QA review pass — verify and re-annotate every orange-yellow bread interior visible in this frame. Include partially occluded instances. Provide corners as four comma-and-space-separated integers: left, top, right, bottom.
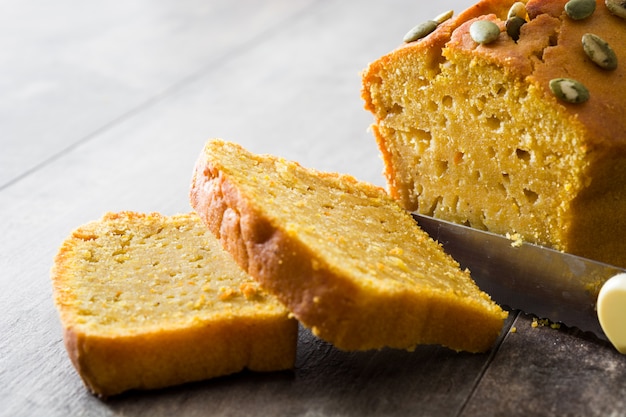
52, 211, 297, 396
191, 139, 507, 353
362, 0, 626, 267
54, 212, 291, 334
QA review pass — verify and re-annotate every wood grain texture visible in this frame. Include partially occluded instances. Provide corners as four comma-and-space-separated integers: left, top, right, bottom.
91, 324, 515, 417
0, 0, 315, 188
3, 0, 626, 415
462, 314, 626, 417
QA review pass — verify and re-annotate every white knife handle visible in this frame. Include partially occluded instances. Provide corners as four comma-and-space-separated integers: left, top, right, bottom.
597, 273, 626, 354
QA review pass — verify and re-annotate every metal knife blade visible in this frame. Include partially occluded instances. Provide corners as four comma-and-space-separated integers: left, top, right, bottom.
413, 213, 626, 341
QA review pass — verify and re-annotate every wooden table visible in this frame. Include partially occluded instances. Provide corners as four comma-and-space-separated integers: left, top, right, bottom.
3, 1, 626, 415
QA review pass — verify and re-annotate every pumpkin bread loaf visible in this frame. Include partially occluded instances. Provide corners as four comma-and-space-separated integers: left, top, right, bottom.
190, 139, 507, 353
51, 211, 297, 397
362, 0, 626, 267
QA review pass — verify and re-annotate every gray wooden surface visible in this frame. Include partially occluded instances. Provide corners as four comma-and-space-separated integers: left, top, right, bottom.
2, 1, 626, 416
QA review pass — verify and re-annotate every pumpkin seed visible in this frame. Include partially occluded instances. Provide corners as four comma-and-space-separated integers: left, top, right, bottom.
469, 20, 501, 44
434, 10, 454, 24
606, 0, 626, 19
565, 0, 596, 20
508, 2, 528, 19
403, 11, 453, 43
403, 20, 438, 43
506, 16, 526, 41
582, 33, 618, 70
549, 78, 590, 103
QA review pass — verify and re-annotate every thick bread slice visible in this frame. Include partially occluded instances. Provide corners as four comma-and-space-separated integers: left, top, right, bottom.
51, 211, 297, 397
190, 139, 507, 352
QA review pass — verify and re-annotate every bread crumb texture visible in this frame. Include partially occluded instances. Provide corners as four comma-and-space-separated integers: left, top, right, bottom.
362, 0, 626, 267
191, 139, 508, 353
51, 211, 297, 397
54, 212, 285, 332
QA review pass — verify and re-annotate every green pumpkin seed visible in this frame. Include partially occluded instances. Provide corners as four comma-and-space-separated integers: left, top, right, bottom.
506, 16, 526, 42
403, 10, 454, 43
508, 2, 528, 19
549, 78, 590, 103
606, 0, 626, 19
434, 10, 454, 24
565, 0, 596, 20
582, 33, 618, 70
470, 20, 501, 44
403, 20, 438, 43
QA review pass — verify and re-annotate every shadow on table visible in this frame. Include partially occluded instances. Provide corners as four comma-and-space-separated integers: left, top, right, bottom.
105, 324, 502, 417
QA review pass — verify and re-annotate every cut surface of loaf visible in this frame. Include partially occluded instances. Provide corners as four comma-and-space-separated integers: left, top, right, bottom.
362, 0, 626, 267
51, 211, 297, 397
190, 139, 507, 353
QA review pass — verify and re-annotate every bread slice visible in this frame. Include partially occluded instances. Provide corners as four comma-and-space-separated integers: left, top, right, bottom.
190, 139, 507, 353
361, 0, 626, 267
51, 211, 297, 397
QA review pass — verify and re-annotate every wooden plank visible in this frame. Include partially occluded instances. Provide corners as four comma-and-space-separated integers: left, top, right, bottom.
0, 0, 316, 188
461, 313, 626, 417
99, 325, 516, 417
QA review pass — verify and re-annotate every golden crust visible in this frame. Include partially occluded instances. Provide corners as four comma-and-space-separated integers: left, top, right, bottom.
190, 139, 507, 353
51, 211, 297, 397
363, 0, 626, 146
361, 0, 626, 267
450, 0, 626, 147
61, 314, 295, 397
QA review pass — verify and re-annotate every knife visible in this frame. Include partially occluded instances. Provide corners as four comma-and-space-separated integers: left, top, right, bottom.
412, 212, 626, 353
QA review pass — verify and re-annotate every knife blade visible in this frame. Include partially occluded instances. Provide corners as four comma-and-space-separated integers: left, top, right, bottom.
412, 213, 626, 346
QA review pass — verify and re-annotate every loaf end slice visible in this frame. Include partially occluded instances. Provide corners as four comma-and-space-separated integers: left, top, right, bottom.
51, 211, 297, 397
190, 139, 508, 353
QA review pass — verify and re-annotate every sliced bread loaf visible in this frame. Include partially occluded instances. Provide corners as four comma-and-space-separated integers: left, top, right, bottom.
361, 0, 626, 267
190, 139, 507, 353
51, 211, 297, 397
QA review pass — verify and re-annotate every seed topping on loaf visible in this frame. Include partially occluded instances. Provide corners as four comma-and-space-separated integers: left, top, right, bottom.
402, 0, 621, 105
403, 10, 454, 43
606, 0, 626, 18
565, 0, 597, 20
361, 0, 626, 267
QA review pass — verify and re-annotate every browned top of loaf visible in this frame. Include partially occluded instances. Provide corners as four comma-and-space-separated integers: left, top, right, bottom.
364, 0, 626, 149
